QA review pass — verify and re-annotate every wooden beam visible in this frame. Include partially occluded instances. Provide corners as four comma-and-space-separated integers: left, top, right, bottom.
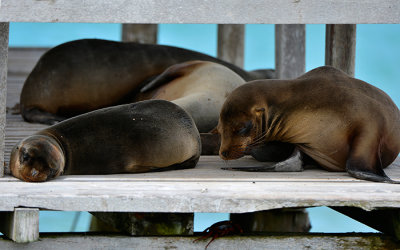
121, 24, 158, 44
0, 23, 9, 177
275, 24, 305, 79
0, 233, 399, 249
217, 24, 245, 67
1, 1, 400, 23
0, 208, 39, 243
325, 24, 356, 76
331, 207, 400, 240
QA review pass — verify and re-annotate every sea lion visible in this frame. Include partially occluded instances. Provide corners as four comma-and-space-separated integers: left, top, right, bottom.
216, 66, 400, 183
136, 60, 246, 133
10, 100, 201, 182
20, 39, 274, 125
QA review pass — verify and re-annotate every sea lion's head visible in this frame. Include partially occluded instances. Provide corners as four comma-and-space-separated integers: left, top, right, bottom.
10, 135, 65, 182
216, 84, 267, 160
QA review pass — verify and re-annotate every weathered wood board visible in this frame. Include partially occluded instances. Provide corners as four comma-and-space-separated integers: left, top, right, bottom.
1, 0, 399, 23
0, 155, 399, 213
0, 233, 399, 249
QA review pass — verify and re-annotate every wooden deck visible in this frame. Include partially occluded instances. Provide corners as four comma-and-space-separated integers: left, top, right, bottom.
2, 47, 400, 214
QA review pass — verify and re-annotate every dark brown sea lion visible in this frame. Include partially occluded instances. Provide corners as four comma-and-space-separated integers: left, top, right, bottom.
10, 100, 201, 182
216, 66, 400, 183
136, 60, 245, 133
20, 39, 274, 125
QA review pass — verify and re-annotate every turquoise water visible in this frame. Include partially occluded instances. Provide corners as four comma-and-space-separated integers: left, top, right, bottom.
9, 23, 400, 233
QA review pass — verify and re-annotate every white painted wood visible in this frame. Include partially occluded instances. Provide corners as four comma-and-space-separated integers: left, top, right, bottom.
0, 233, 397, 249
275, 24, 305, 79
0, 0, 399, 23
121, 24, 158, 44
0, 156, 399, 213
217, 24, 244, 67
0, 208, 39, 243
0, 22, 9, 177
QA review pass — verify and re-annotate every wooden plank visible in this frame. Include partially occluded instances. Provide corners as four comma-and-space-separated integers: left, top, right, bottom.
275, 24, 305, 79
0, 233, 398, 249
0, 22, 9, 177
0, 208, 39, 243
0, 156, 399, 213
217, 24, 245, 67
121, 24, 158, 43
1, 1, 400, 24
325, 24, 357, 76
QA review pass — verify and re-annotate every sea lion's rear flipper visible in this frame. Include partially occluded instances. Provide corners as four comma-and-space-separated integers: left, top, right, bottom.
346, 131, 400, 184
346, 158, 400, 184
140, 61, 201, 93
22, 108, 66, 125
222, 148, 303, 172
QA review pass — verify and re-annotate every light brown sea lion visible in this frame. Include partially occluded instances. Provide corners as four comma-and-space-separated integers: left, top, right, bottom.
10, 100, 201, 182
20, 39, 274, 125
135, 60, 246, 133
216, 66, 400, 183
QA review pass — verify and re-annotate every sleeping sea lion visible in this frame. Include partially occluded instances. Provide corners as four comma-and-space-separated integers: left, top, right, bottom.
216, 66, 400, 183
10, 100, 201, 182
20, 39, 274, 125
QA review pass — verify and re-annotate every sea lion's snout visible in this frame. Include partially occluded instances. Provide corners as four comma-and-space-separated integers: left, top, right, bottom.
9, 135, 65, 182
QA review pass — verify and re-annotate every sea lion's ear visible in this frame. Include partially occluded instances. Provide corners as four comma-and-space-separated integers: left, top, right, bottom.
255, 107, 265, 112
254, 107, 265, 116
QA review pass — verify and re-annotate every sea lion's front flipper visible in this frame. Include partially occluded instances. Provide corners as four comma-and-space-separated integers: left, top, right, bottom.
140, 61, 201, 93
222, 148, 303, 172
22, 108, 66, 125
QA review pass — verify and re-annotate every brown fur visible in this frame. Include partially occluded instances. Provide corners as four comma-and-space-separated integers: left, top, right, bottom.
217, 66, 400, 183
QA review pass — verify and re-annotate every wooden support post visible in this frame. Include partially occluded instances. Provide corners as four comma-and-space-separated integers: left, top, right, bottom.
0, 23, 9, 177
230, 208, 311, 233
217, 24, 245, 67
0, 208, 39, 243
90, 212, 194, 236
331, 207, 400, 240
325, 24, 356, 76
275, 24, 305, 79
121, 24, 158, 44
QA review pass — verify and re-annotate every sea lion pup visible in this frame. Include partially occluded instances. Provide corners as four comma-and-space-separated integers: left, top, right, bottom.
216, 66, 400, 183
10, 100, 201, 182
20, 39, 274, 125
136, 61, 246, 133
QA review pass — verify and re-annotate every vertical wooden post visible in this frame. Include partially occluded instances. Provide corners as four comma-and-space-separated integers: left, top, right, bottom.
121, 24, 158, 44
0, 23, 9, 177
275, 24, 305, 79
217, 24, 245, 67
230, 208, 311, 233
325, 24, 356, 76
0, 208, 40, 243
